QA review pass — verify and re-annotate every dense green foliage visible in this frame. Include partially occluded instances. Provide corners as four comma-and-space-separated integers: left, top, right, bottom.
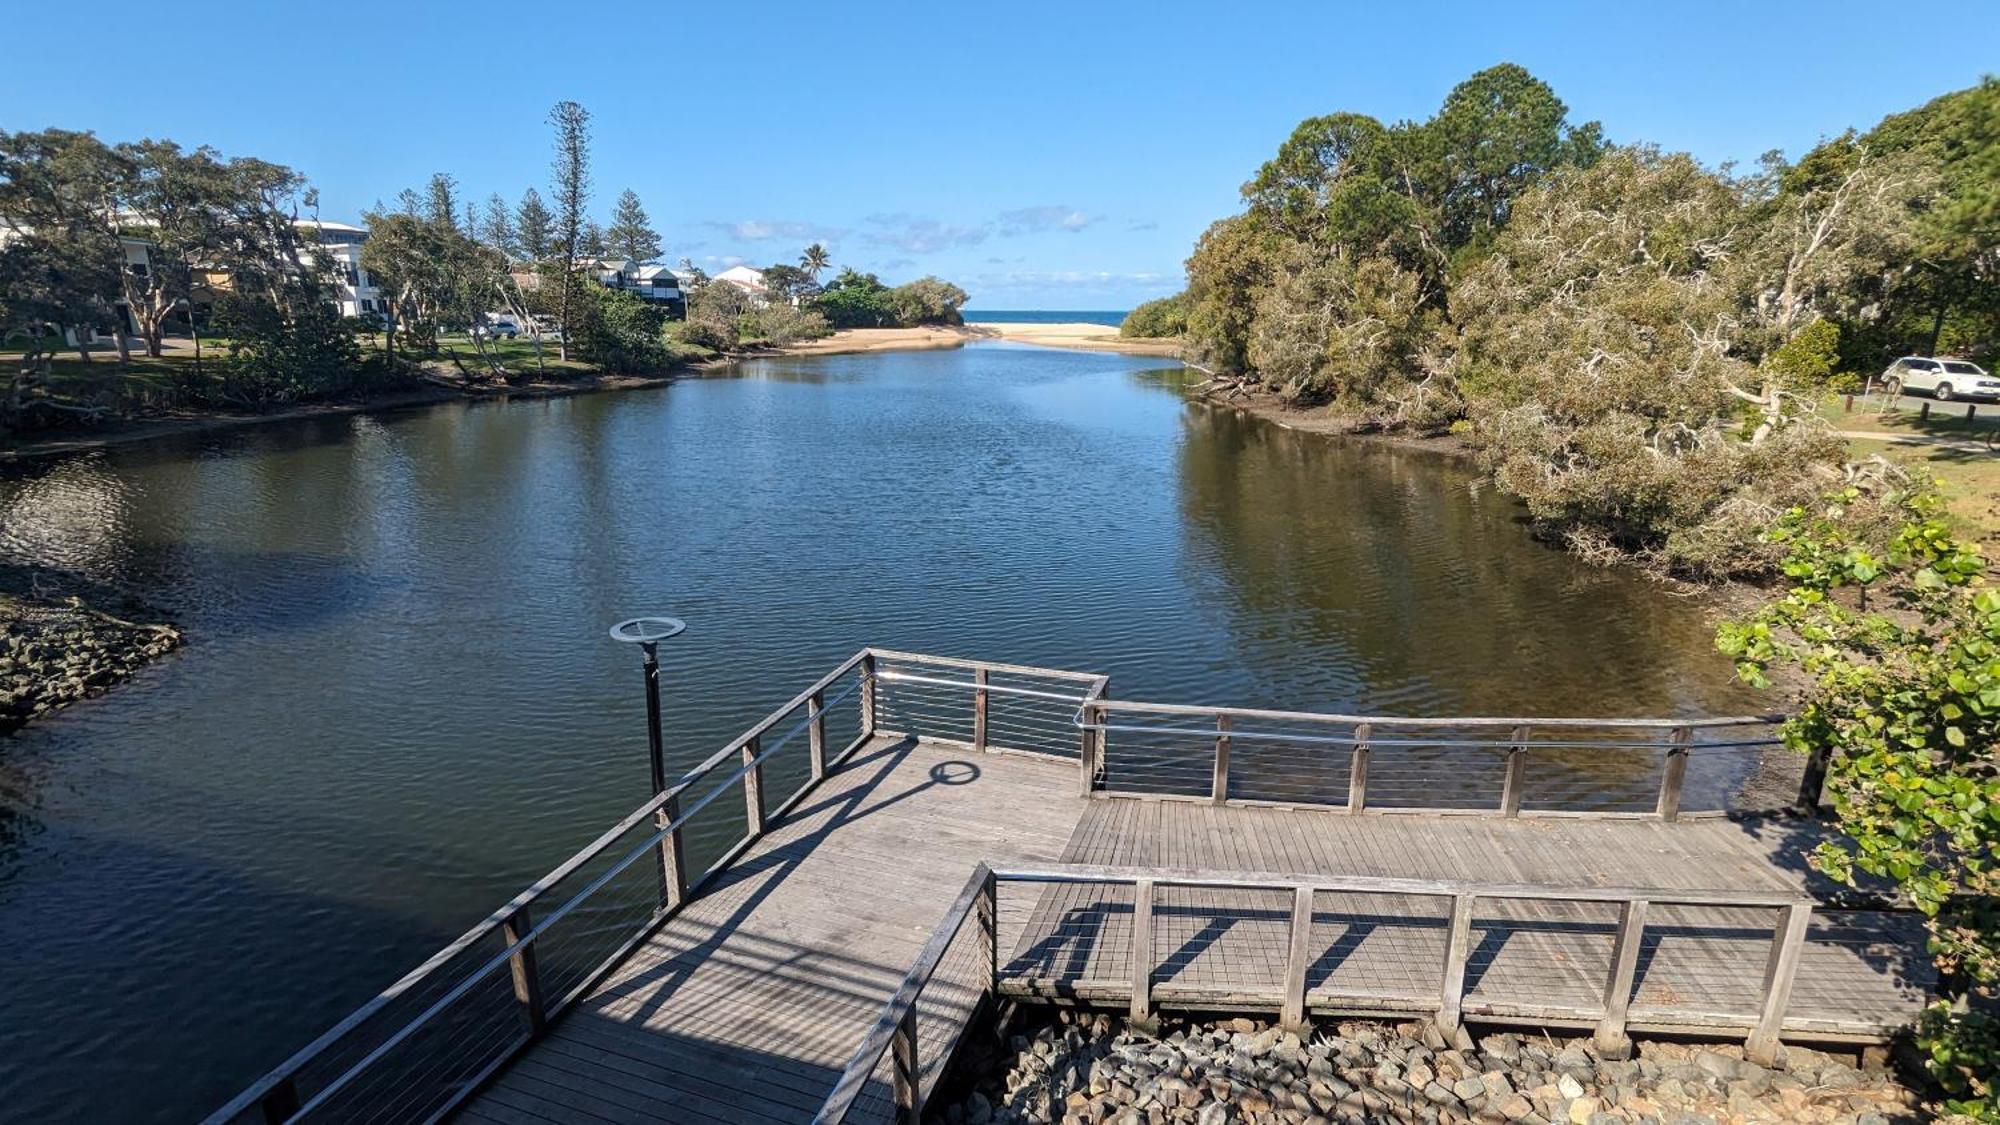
814, 268, 894, 328
807, 268, 966, 329
1718, 488, 1999, 1118
1119, 294, 1187, 338
888, 276, 968, 326
1174, 64, 1990, 577
0, 127, 390, 426
574, 285, 670, 373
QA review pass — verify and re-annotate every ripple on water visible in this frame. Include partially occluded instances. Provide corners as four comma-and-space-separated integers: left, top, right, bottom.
0, 344, 1756, 1121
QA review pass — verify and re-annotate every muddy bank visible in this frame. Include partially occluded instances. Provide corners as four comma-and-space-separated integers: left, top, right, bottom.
0, 370, 680, 464
0, 566, 180, 733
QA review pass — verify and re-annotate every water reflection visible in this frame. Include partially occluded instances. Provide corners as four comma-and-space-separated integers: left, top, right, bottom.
1174, 402, 1752, 717
0, 344, 1755, 1122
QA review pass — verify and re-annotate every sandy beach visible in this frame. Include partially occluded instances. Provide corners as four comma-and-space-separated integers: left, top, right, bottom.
967, 321, 1182, 357
771, 326, 975, 356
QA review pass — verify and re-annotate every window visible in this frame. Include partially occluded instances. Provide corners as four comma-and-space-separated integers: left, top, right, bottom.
129, 262, 150, 278
343, 266, 359, 286
360, 299, 376, 314
1942, 361, 1986, 376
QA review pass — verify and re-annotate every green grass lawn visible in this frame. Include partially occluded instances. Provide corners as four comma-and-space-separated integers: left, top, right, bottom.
1847, 435, 2000, 548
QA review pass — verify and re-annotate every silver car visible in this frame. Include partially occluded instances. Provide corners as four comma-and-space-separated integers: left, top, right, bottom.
1883, 356, 2000, 402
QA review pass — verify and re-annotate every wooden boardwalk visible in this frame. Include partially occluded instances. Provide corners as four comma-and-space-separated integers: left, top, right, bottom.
459, 736, 1085, 1125
1001, 800, 1931, 1040
455, 736, 1928, 1124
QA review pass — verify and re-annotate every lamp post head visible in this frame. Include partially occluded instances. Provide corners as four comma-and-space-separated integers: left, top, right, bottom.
610, 616, 686, 652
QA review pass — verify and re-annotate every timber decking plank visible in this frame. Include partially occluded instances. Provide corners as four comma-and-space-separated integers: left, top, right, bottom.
454, 738, 1925, 1125
460, 736, 1081, 1125
1023, 801, 1930, 1041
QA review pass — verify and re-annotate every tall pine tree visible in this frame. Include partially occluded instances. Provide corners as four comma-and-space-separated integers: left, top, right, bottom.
606, 189, 662, 262
515, 188, 552, 261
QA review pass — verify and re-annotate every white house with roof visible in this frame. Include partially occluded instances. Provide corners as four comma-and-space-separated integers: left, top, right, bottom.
588, 258, 687, 317
712, 265, 767, 301
298, 220, 387, 320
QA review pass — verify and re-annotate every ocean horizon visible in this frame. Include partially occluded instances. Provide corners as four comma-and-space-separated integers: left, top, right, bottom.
962, 309, 1127, 327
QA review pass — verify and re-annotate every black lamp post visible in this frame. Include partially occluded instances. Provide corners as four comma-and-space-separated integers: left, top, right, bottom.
610, 616, 686, 795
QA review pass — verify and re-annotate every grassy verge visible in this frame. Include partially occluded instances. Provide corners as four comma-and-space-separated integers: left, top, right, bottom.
1848, 436, 2000, 548
1816, 390, 2000, 437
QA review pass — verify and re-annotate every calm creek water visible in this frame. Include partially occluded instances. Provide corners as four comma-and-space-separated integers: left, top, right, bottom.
0, 342, 1755, 1121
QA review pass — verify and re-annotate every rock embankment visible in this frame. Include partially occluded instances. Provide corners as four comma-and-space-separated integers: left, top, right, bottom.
935, 1011, 1918, 1125
1, 576, 179, 732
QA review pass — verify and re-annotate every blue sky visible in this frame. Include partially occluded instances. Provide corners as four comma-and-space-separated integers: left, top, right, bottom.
6, 2, 1995, 309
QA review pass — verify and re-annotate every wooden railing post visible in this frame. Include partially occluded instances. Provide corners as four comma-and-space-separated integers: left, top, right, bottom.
859, 653, 878, 737
808, 689, 828, 781
1129, 879, 1156, 1025
257, 1078, 301, 1125
742, 734, 765, 838
1281, 884, 1315, 1028
501, 906, 547, 1034
1078, 704, 1103, 797
1437, 893, 1475, 1033
891, 1006, 920, 1125
1500, 725, 1530, 816
1746, 902, 1813, 1066
978, 870, 998, 992
656, 792, 687, 910
1347, 723, 1371, 813
1593, 898, 1648, 1058
1796, 743, 1830, 814
1212, 714, 1232, 804
972, 667, 990, 752
1656, 725, 1692, 821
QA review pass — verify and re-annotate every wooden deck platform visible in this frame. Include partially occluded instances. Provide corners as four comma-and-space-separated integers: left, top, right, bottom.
459, 736, 1085, 1125
1003, 799, 1931, 1039
456, 736, 1929, 1124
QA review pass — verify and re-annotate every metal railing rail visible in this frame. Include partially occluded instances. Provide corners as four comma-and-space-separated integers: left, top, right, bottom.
211, 648, 1816, 1124
816, 863, 1821, 1124
209, 648, 879, 1125
208, 647, 1113, 1125
1071, 698, 1801, 820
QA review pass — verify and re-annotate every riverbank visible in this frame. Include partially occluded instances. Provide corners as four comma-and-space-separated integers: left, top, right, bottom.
0, 565, 180, 734
0, 369, 679, 463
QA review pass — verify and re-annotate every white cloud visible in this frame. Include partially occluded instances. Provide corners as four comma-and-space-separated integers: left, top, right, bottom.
703, 219, 848, 243
997, 205, 1100, 235
862, 213, 990, 253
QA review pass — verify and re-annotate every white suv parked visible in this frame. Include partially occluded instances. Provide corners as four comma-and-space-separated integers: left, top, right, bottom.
1883, 356, 2000, 402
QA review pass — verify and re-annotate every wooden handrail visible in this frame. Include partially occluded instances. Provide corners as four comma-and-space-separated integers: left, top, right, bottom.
210, 649, 874, 1125
984, 863, 1811, 909
815, 864, 995, 1125
865, 647, 1107, 685
1084, 697, 1783, 730
814, 861, 1827, 1124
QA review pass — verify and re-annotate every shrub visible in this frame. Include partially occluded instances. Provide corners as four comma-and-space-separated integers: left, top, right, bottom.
211, 293, 364, 405
1120, 293, 1189, 338
813, 268, 895, 328
887, 276, 967, 326
1718, 486, 2000, 1119
750, 303, 830, 345
575, 286, 670, 374
680, 283, 748, 351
